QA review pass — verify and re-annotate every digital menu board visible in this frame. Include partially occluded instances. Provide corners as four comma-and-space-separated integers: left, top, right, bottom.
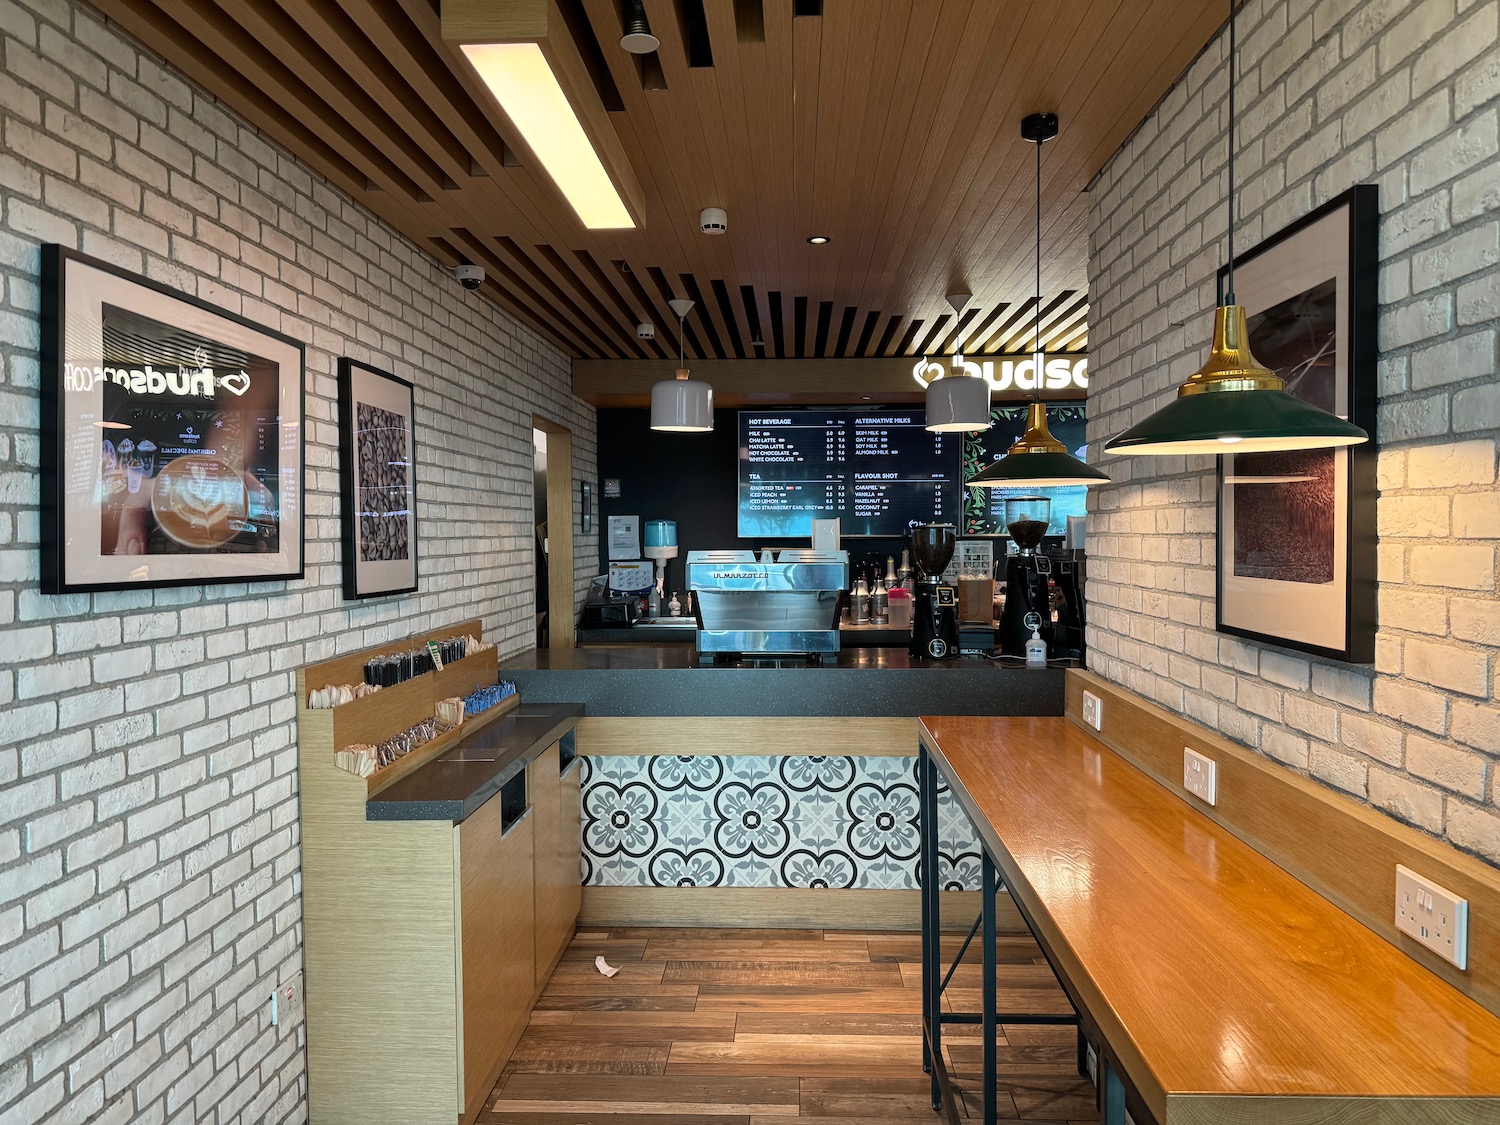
738, 409, 960, 538
962, 403, 1090, 537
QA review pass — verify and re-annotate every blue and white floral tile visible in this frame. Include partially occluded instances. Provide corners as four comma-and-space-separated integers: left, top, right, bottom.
580, 755, 982, 891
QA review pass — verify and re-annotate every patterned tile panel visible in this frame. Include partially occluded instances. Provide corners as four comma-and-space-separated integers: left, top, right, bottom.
581, 755, 983, 891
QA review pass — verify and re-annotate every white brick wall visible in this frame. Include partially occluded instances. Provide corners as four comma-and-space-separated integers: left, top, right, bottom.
1087, 0, 1499, 859
0, 0, 597, 1121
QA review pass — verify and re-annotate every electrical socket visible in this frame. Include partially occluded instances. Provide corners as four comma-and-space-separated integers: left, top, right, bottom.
1183, 748, 1217, 806
270, 970, 304, 1029
1082, 691, 1102, 731
1396, 865, 1468, 970
1084, 1042, 1098, 1087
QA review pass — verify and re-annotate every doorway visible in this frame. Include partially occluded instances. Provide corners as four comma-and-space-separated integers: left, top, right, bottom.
532, 417, 575, 651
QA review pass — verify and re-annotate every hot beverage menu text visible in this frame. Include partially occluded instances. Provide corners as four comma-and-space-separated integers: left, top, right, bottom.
739, 409, 958, 537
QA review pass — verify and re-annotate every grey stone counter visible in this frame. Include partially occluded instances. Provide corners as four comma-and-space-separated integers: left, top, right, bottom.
365, 703, 582, 822
498, 645, 1065, 717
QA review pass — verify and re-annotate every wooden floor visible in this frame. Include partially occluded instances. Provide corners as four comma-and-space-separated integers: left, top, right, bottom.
480, 927, 1100, 1124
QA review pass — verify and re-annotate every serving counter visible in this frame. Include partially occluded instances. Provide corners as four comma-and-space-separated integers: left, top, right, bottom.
500, 644, 1059, 931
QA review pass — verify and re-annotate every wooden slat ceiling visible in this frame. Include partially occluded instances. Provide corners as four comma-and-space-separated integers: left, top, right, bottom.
90, 0, 1223, 362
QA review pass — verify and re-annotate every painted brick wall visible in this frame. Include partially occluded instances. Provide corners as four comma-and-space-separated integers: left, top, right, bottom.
0, 0, 597, 1121
1087, 0, 1499, 859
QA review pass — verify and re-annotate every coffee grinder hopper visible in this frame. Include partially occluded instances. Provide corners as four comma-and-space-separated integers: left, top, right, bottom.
910, 524, 956, 579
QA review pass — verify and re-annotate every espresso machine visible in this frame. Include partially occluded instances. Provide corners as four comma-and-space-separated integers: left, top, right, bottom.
997, 497, 1054, 659
1044, 547, 1086, 660
910, 524, 960, 660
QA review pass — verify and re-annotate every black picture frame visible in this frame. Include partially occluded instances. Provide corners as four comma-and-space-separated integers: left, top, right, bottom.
580, 481, 593, 533
337, 358, 418, 600
1214, 185, 1378, 663
40, 245, 306, 594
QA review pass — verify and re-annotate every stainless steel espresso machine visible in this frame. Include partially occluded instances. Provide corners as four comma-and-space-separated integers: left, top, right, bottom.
687, 549, 849, 664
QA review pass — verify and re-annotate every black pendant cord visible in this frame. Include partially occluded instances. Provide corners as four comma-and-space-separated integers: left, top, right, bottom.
1033, 131, 1042, 406
1225, 0, 1237, 305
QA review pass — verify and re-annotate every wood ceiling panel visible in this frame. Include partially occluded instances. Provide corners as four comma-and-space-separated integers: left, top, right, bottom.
92, 0, 1224, 362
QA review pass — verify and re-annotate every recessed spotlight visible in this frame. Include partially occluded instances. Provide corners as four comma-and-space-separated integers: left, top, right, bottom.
806, 235, 830, 245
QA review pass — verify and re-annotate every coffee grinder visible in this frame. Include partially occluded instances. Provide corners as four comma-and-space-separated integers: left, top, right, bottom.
997, 497, 1053, 659
910, 524, 960, 660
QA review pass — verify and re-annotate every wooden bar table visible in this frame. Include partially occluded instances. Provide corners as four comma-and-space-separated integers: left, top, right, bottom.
917, 714, 1500, 1125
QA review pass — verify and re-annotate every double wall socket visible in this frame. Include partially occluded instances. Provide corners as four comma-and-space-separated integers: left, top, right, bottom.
270, 970, 304, 1028
1396, 865, 1468, 970
1183, 748, 1217, 806
1081, 691, 1102, 731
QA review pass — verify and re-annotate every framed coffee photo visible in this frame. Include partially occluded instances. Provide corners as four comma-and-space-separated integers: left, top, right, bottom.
1215, 186, 1378, 663
337, 358, 418, 600
39, 245, 306, 594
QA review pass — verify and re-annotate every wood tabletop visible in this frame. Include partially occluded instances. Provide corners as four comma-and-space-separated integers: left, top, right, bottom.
920, 715, 1500, 1125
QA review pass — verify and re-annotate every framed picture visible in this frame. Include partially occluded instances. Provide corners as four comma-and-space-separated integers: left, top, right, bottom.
337, 358, 418, 600
580, 481, 593, 533
39, 245, 305, 593
1215, 185, 1378, 663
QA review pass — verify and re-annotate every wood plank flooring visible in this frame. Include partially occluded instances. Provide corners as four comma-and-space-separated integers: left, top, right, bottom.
481, 927, 1100, 1124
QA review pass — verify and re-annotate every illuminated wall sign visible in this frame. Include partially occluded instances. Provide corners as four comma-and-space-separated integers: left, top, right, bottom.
911, 355, 1088, 393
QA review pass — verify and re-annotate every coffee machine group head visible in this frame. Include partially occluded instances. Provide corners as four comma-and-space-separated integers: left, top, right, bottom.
998, 497, 1053, 658
910, 523, 960, 660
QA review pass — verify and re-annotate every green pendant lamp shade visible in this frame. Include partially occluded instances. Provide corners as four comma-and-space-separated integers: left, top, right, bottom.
968, 402, 1110, 487
1102, 0, 1368, 457
1104, 306, 1368, 455
965, 112, 1110, 490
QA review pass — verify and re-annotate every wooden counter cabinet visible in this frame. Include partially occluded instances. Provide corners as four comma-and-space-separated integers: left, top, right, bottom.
297, 630, 584, 1125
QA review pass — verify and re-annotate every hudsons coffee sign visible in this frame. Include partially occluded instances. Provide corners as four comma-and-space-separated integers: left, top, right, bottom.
911, 354, 1088, 393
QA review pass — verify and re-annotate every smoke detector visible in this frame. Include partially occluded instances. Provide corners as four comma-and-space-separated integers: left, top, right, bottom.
700, 207, 728, 235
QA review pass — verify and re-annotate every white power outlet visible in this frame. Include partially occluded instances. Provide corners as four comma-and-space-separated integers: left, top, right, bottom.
1396, 865, 1468, 970
270, 970, 305, 1029
1084, 1042, 1098, 1087
1183, 748, 1217, 805
1082, 691, 1103, 731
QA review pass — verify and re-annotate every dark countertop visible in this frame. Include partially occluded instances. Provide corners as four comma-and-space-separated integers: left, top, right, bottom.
366, 703, 583, 822
499, 645, 1066, 717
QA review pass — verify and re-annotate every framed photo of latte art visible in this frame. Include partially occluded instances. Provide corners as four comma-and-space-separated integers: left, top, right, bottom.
1215, 186, 1378, 663
337, 358, 418, 600
39, 245, 306, 594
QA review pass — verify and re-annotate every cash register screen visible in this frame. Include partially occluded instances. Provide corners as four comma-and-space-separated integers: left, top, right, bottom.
737, 408, 961, 538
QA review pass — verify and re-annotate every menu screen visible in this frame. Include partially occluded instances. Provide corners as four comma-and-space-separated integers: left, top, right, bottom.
738, 409, 959, 537
962, 403, 1090, 537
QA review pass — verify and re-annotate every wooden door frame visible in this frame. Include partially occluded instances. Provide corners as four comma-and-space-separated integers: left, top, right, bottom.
532, 416, 574, 651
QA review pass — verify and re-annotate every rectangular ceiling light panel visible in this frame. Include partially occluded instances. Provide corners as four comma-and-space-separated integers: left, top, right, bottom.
461, 42, 635, 229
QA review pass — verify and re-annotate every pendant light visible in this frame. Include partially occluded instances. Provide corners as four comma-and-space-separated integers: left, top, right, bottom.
969, 114, 1109, 489
650, 298, 713, 432
619, 0, 659, 54
1104, 0, 1368, 456
924, 292, 991, 432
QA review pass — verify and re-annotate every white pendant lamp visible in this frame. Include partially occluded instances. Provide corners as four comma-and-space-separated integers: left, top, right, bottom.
968, 113, 1109, 489
924, 292, 991, 432
650, 298, 714, 432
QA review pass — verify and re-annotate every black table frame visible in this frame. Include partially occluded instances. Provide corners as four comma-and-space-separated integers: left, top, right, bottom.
919, 741, 1138, 1125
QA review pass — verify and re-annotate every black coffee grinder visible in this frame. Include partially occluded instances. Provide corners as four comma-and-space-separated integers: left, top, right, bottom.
910, 524, 960, 660
998, 497, 1054, 658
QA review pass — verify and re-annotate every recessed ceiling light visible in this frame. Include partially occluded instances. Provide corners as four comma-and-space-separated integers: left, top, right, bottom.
461, 43, 634, 230
806, 235, 830, 245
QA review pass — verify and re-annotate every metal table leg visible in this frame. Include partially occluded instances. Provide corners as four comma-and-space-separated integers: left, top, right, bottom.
981, 850, 998, 1125
1103, 1059, 1127, 1124
919, 744, 942, 1111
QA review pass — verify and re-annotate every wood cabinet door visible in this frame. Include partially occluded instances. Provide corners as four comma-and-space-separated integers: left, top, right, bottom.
458, 798, 535, 1117
529, 744, 568, 984
558, 755, 583, 930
